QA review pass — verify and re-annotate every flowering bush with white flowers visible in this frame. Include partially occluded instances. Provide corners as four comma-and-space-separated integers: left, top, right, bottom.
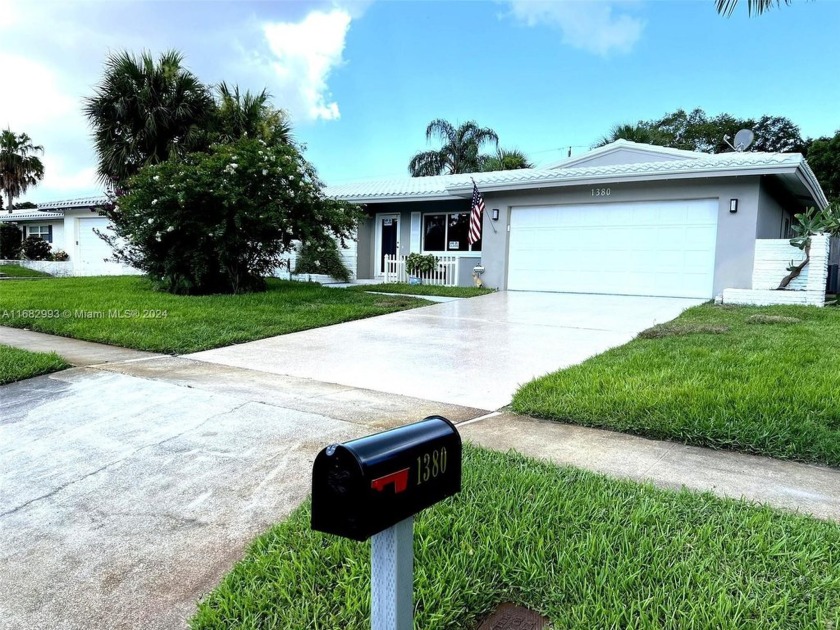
294, 238, 351, 282
98, 138, 360, 294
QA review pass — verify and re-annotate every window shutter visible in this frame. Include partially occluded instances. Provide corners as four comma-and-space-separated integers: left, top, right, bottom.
410, 212, 421, 252
47, 225, 53, 244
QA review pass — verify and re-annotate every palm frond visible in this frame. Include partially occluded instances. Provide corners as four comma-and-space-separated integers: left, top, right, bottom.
715, 0, 792, 17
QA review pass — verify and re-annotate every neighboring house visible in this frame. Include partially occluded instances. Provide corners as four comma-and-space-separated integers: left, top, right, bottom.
0, 208, 64, 248
325, 140, 828, 298
0, 197, 138, 276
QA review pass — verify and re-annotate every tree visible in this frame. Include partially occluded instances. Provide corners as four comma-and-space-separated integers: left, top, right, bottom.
0, 223, 23, 258
214, 82, 291, 146
716, 0, 792, 16
0, 128, 45, 214
409, 119, 499, 176
100, 138, 360, 295
595, 122, 673, 148
805, 130, 840, 202
595, 108, 805, 154
778, 203, 840, 289
480, 148, 534, 172
83, 50, 214, 186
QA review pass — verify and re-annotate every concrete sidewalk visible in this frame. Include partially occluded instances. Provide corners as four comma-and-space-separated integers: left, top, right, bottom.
460, 412, 840, 522
0, 326, 160, 366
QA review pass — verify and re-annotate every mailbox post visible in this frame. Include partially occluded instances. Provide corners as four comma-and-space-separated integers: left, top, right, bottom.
312, 415, 462, 629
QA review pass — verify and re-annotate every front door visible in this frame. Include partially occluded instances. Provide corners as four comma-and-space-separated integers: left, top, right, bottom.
376, 214, 400, 274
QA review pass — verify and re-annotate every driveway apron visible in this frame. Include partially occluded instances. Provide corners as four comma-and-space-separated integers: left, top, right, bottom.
189, 291, 705, 410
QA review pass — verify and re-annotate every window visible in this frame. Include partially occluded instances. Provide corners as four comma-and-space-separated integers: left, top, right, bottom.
422, 213, 480, 252
27, 225, 52, 243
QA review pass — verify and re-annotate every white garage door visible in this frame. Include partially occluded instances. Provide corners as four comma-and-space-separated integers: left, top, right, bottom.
508, 199, 718, 298
78, 218, 113, 260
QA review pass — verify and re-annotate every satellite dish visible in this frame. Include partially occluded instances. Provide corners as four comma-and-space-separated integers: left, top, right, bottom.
722, 129, 755, 152
733, 129, 755, 151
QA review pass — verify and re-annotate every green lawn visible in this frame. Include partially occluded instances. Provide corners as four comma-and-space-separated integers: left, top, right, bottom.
0, 344, 69, 384
0, 276, 430, 354
513, 303, 840, 467
192, 447, 840, 630
0, 264, 52, 278
345, 283, 493, 298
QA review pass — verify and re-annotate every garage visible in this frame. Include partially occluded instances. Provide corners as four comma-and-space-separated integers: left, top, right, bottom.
507, 199, 718, 298
76, 217, 115, 271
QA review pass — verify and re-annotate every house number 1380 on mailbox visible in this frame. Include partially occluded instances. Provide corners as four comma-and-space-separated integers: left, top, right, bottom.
311, 415, 462, 541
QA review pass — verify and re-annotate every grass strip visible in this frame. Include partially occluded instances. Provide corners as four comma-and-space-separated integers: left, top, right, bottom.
0, 344, 69, 384
192, 447, 840, 630
0, 264, 52, 278
513, 303, 840, 467
0, 276, 430, 354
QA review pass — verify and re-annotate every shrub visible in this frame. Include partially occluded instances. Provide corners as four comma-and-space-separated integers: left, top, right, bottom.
0, 223, 23, 259
405, 252, 438, 275
100, 137, 361, 295
22, 236, 52, 260
294, 239, 351, 282
51, 250, 69, 261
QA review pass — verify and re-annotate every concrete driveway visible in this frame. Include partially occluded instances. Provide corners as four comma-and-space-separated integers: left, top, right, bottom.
190, 292, 705, 410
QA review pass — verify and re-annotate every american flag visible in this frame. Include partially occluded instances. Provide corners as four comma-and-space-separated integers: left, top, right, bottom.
468, 180, 484, 247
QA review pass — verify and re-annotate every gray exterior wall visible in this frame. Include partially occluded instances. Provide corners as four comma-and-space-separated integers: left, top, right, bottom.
756, 177, 799, 240
358, 199, 473, 279
479, 177, 763, 296
356, 216, 374, 279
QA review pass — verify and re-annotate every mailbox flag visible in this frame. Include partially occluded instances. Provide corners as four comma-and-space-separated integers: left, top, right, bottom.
468, 180, 484, 247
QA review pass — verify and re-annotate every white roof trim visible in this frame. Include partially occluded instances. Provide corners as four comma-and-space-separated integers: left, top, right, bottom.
37, 196, 108, 211
0, 210, 64, 221
446, 152, 807, 195
325, 151, 825, 206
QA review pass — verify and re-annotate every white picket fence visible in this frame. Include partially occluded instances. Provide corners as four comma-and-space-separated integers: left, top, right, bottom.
383, 254, 458, 286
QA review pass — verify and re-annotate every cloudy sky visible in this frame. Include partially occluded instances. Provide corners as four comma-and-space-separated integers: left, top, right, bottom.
2, 0, 839, 202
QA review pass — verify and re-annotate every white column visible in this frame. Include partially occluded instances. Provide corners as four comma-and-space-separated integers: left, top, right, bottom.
371, 517, 413, 630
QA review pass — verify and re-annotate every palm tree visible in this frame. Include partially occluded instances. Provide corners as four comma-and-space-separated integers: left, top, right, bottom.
479, 148, 534, 172
715, 0, 791, 16
83, 49, 214, 185
409, 119, 499, 176
0, 128, 45, 214
214, 82, 291, 145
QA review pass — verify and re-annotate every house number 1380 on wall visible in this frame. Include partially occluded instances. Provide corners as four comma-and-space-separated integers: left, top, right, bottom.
417, 447, 448, 484
591, 188, 611, 197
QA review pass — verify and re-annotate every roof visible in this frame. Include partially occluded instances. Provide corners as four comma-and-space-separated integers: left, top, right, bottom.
542, 139, 703, 169
0, 209, 64, 222
323, 142, 828, 209
37, 196, 107, 211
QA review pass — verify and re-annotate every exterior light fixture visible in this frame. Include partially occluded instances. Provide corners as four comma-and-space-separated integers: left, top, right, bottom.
730, 199, 738, 213
491, 208, 499, 221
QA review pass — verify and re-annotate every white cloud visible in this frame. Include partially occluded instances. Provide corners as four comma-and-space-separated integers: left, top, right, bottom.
505, 1, 645, 56
262, 9, 352, 121
0, 53, 77, 129
39, 155, 99, 198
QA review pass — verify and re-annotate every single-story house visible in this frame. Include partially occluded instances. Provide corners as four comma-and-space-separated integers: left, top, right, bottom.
2, 140, 827, 296
324, 140, 828, 298
0, 197, 138, 276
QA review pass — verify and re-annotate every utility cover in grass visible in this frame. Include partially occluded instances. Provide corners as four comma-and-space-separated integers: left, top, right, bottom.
477, 603, 550, 629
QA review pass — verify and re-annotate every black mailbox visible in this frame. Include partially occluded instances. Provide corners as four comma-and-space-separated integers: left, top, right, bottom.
311, 415, 461, 541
